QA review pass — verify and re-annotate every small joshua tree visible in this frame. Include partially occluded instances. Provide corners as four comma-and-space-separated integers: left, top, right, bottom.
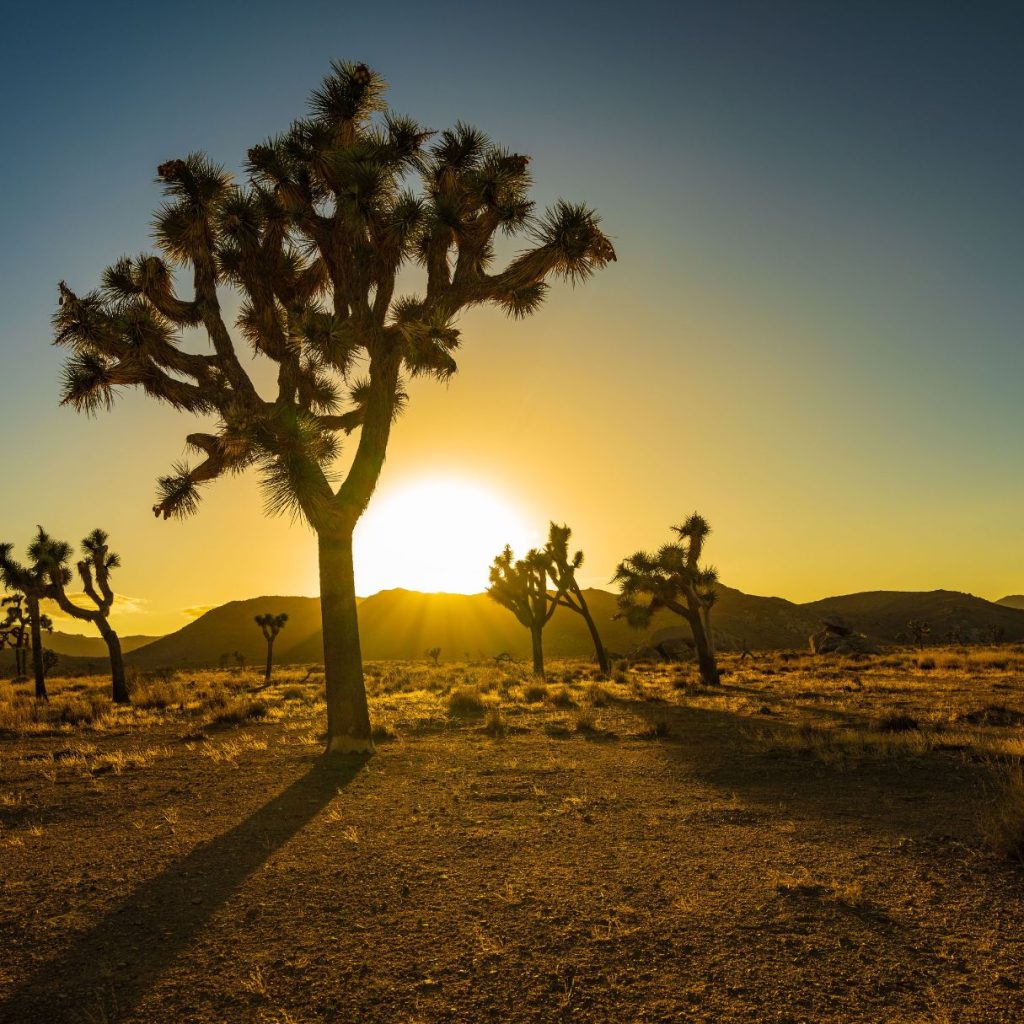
907, 619, 931, 651
32, 528, 130, 703
53, 61, 615, 753
425, 646, 441, 667
0, 545, 57, 699
613, 513, 720, 686
544, 523, 609, 674
487, 546, 563, 678
255, 613, 289, 684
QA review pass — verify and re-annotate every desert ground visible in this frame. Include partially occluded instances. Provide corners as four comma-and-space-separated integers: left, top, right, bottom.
2, 649, 1024, 1023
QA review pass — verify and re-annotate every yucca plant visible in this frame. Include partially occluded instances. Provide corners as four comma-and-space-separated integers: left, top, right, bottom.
53, 61, 615, 753
30, 528, 130, 703
614, 513, 721, 686
544, 522, 609, 674
1, 595, 32, 678
0, 546, 56, 699
487, 545, 565, 678
255, 612, 289, 684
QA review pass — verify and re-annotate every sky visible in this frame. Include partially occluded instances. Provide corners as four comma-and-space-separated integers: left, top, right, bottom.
1, 1, 1022, 635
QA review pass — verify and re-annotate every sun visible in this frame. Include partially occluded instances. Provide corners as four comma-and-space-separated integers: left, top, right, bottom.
352, 477, 538, 595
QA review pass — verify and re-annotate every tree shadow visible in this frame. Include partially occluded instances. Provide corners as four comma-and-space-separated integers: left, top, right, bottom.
2, 754, 368, 1022
626, 698, 983, 838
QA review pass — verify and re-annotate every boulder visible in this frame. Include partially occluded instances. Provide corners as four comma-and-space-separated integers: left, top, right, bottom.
810, 628, 879, 655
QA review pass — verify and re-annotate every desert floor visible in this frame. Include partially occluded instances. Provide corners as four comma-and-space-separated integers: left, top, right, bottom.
2, 650, 1024, 1023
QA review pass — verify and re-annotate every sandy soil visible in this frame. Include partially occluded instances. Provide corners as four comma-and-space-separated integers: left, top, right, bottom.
1, 658, 1024, 1023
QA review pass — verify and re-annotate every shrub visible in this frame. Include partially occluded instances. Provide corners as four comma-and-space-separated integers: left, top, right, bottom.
212, 698, 268, 725
586, 683, 611, 707
447, 685, 486, 718
875, 713, 920, 733
549, 686, 576, 709
523, 683, 548, 704
483, 708, 508, 738
916, 657, 936, 671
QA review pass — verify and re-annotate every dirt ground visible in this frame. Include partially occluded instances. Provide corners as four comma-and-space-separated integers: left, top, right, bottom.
2, 652, 1024, 1023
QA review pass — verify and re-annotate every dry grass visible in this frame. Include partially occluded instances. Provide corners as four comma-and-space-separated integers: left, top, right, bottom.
979, 762, 1024, 861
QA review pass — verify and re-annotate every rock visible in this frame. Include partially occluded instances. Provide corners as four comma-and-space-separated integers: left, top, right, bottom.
655, 637, 694, 662
810, 629, 879, 655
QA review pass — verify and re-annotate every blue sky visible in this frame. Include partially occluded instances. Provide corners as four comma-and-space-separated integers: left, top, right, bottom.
1, 1, 1022, 631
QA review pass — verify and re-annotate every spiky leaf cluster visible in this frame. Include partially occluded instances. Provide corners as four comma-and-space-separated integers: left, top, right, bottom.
613, 513, 719, 628
255, 612, 289, 640
23, 527, 122, 624
54, 61, 615, 532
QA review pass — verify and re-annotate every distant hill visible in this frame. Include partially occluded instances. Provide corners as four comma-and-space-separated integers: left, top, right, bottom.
126, 597, 326, 670
10, 585, 1018, 677
803, 590, 1024, 642
120, 585, 821, 669
997, 595, 1024, 611
43, 631, 159, 658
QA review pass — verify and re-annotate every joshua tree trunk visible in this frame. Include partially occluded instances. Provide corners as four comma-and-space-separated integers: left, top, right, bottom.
27, 596, 46, 701
573, 585, 610, 675
701, 606, 716, 659
688, 609, 719, 686
530, 624, 545, 679
319, 526, 373, 754
264, 637, 275, 685
98, 621, 129, 704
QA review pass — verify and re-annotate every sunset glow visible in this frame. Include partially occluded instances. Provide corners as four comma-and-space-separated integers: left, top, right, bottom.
353, 478, 538, 596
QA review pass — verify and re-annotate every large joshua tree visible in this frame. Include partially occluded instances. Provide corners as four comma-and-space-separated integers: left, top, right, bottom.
487, 546, 564, 678
614, 513, 721, 686
53, 61, 615, 753
32, 528, 130, 704
255, 612, 288, 685
0, 545, 56, 699
544, 522, 610, 674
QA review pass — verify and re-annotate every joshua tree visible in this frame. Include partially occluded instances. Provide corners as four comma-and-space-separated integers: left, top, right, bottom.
32, 528, 130, 703
0, 545, 56, 699
907, 619, 930, 650
544, 522, 610, 674
613, 513, 720, 686
255, 612, 289, 684
1, 595, 33, 678
42, 649, 59, 678
53, 61, 615, 754
425, 646, 441, 667
487, 546, 564, 678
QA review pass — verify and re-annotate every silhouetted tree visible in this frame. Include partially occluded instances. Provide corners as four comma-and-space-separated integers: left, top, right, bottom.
255, 612, 288, 684
613, 513, 720, 686
54, 61, 615, 754
1, 595, 33, 678
487, 546, 563, 678
907, 619, 930, 650
42, 649, 59, 678
425, 646, 441, 667
544, 523, 609, 674
32, 528, 130, 703
0, 544, 56, 699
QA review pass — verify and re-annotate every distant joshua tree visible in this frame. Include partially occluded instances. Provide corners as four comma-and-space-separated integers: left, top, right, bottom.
52, 61, 615, 753
33, 528, 130, 704
1, 594, 34, 678
42, 649, 59, 678
488, 546, 563, 678
0, 543, 57, 699
425, 646, 442, 667
544, 523, 610, 675
907, 619, 931, 650
255, 613, 289, 684
614, 513, 720, 687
